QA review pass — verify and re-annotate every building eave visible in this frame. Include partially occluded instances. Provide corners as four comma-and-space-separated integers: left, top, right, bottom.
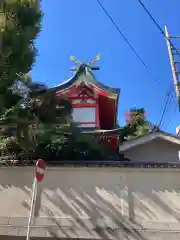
82, 128, 123, 136
119, 131, 180, 151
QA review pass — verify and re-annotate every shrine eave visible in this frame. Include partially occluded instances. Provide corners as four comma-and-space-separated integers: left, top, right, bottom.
81, 128, 123, 136
51, 65, 120, 96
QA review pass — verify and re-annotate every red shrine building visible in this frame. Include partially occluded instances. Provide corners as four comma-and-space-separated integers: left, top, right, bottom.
53, 56, 120, 152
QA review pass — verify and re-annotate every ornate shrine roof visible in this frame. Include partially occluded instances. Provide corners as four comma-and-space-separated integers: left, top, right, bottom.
54, 64, 120, 97
51, 55, 120, 99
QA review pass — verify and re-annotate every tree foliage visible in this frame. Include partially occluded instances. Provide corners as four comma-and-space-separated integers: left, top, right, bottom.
0, 0, 42, 91
0, 78, 73, 163
0, 1, 50, 163
119, 107, 160, 143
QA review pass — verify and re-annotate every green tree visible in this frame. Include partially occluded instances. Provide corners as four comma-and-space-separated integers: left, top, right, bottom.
0, 1, 41, 163
119, 108, 149, 142
0, 0, 42, 91
0, 78, 73, 163
0, 1, 75, 164
0, 1, 42, 163
119, 107, 160, 143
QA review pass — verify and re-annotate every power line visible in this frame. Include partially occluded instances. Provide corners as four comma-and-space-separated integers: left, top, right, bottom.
158, 88, 179, 130
95, 0, 161, 84
158, 84, 174, 127
96, 0, 177, 127
138, 0, 180, 126
159, 89, 179, 130
163, 98, 178, 130
138, 0, 180, 58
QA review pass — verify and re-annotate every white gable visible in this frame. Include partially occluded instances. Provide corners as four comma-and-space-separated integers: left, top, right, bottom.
119, 132, 180, 152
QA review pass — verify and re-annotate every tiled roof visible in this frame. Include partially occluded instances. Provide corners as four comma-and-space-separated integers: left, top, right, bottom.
51, 64, 120, 95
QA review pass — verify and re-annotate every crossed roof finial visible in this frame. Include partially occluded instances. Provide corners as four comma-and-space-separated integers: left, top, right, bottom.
89, 54, 100, 65
70, 54, 100, 71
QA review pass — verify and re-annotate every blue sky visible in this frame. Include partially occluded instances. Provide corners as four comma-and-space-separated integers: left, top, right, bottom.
31, 0, 180, 133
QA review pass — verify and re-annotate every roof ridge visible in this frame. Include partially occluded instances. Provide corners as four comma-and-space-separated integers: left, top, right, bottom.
52, 64, 120, 95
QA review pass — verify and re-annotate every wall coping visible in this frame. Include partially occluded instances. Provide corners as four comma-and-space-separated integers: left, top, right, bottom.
0, 161, 180, 172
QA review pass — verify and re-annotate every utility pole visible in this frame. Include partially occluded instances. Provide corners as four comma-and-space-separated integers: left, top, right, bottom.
165, 25, 180, 107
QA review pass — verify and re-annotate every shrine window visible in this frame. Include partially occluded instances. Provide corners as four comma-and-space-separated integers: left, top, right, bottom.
72, 107, 97, 128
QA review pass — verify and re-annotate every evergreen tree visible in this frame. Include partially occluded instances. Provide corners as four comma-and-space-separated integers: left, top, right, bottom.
0, 78, 73, 163
0, 0, 42, 91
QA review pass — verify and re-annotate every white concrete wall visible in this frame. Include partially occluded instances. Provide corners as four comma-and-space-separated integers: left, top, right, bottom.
0, 166, 180, 226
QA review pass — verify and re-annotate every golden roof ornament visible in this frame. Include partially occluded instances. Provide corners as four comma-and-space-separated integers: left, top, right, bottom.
70, 54, 100, 71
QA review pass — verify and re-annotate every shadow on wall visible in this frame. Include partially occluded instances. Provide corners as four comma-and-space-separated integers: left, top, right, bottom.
19, 186, 145, 239
0, 168, 180, 239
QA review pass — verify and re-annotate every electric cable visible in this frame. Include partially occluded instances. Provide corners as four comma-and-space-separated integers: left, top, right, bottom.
163, 98, 178, 130
138, 0, 180, 126
159, 86, 178, 129
158, 84, 174, 127
138, 0, 180, 58
96, 0, 178, 128
96, 0, 161, 84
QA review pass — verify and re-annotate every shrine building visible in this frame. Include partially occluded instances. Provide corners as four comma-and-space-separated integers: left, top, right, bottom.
52, 55, 121, 152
